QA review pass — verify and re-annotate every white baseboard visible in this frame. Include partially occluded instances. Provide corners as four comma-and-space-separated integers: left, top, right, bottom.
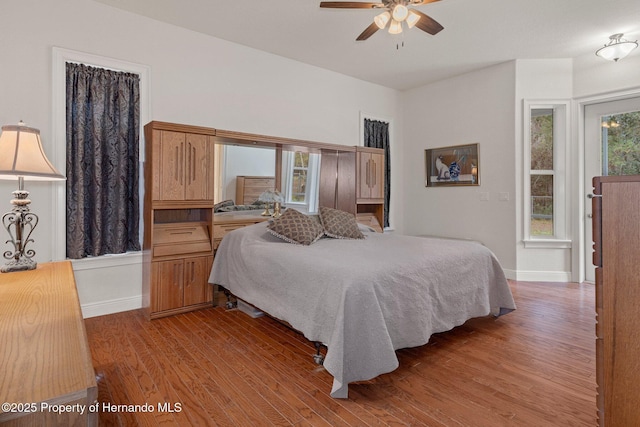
81, 295, 142, 319
511, 270, 573, 282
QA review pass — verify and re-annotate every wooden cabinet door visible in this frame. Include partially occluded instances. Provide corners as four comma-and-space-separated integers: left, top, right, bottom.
319, 150, 338, 209
358, 151, 384, 201
368, 152, 385, 200
319, 150, 356, 213
185, 133, 213, 200
336, 151, 356, 213
159, 131, 186, 201
183, 256, 213, 306
153, 260, 184, 312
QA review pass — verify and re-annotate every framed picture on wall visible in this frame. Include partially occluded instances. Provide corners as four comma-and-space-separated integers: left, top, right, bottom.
425, 143, 479, 187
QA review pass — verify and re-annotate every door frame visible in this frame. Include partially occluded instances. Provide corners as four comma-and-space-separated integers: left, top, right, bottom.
571, 86, 640, 283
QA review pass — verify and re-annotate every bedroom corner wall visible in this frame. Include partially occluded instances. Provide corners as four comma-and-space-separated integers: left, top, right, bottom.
0, 0, 400, 317
400, 62, 518, 275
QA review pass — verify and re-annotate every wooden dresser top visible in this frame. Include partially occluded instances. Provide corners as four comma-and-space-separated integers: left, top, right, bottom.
0, 261, 97, 409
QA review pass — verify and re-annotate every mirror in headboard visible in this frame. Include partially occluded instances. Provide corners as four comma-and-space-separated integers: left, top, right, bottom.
214, 142, 323, 214
214, 143, 277, 205
213, 129, 358, 216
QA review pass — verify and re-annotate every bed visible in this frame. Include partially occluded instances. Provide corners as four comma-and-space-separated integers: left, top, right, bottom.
208, 218, 516, 398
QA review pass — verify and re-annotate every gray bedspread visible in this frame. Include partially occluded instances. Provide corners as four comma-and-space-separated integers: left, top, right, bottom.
208, 222, 516, 398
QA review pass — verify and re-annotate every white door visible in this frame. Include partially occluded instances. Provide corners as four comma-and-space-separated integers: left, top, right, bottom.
584, 97, 640, 282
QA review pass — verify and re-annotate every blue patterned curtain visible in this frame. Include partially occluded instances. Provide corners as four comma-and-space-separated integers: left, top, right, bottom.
364, 118, 390, 228
66, 63, 140, 258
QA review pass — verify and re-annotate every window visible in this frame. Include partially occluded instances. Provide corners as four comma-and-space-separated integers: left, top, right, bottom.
281, 151, 320, 213
52, 48, 150, 262
530, 108, 554, 236
601, 111, 640, 176
290, 152, 309, 202
65, 63, 141, 259
524, 100, 570, 246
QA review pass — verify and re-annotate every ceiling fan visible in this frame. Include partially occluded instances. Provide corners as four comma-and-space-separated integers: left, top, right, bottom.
319, 0, 444, 41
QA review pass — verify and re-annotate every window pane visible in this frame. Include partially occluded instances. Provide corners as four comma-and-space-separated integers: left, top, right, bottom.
531, 109, 554, 170
291, 169, 307, 202
531, 174, 553, 236
294, 152, 309, 168
603, 111, 640, 176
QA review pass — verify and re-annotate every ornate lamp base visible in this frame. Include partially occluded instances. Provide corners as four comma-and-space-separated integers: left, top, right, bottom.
1, 257, 36, 273
2, 179, 39, 273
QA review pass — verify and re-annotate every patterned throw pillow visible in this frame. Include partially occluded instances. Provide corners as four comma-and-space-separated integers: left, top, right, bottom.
319, 206, 365, 240
267, 209, 325, 245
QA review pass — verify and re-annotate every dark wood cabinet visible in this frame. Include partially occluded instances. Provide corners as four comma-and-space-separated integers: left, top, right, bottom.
592, 175, 640, 426
319, 148, 356, 214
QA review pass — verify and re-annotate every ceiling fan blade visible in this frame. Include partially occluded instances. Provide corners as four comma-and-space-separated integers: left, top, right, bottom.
320, 2, 384, 9
409, 0, 441, 5
356, 22, 380, 41
411, 9, 444, 35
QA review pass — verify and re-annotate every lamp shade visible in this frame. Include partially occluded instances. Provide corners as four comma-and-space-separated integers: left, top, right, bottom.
0, 123, 65, 181
374, 11, 391, 30
388, 19, 403, 35
391, 4, 409, 22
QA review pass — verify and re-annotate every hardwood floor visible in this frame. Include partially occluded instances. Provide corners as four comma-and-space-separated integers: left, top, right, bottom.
85, 281, 596, 426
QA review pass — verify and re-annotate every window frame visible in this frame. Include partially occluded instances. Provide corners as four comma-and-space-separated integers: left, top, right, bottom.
523, 100, 571, 248
51, 47, 151, 262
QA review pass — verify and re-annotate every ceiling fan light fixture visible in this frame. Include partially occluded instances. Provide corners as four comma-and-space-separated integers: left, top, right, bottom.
388, 19, 403, 34
391, 4, 409, 22
374, 11, 391, 29
596, 33, 638, 62
405, 9, 421, 28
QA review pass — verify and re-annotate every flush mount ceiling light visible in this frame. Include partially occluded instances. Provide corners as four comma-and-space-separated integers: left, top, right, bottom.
319, 0, 443, 41
596, 33, 638, 62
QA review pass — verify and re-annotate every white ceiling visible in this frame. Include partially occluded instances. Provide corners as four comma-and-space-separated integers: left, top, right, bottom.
95, 0, 640, 91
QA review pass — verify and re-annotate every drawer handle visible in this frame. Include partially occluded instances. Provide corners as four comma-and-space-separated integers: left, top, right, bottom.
165, 228, 196, 234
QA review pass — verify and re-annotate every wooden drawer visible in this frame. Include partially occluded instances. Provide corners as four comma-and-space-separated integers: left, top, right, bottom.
153, 222, 212, 257
213, 217, 268, 249
214, 222, 248, 239
213, 222, 253, 250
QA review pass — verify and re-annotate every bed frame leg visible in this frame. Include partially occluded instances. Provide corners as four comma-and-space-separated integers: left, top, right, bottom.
222, 288, 237, 309
313, 342, 325, 365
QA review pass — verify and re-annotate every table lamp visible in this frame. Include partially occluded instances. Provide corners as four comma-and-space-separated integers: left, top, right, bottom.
0, 122, 66, 273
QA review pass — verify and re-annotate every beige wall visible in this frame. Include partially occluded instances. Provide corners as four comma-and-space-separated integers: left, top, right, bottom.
401, 62, 518, 274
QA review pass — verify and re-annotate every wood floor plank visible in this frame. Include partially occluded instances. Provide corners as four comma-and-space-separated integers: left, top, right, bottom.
207, 308, 398, 426
130, 311, 223, 426
169, 311, 306, 426
85, 280, 597, 426
187, 309, 354, 426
